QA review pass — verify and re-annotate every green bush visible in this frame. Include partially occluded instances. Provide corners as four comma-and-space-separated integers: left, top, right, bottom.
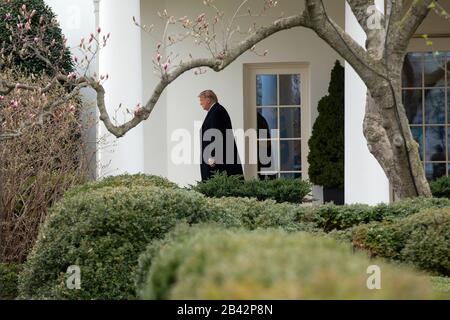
431, 176, 450, 199
308, 61, 344, 188
64, 174, 179, 197
18, 186, 215, 300
0, 0, 73, 75
0, 263, 21, 300
191, 172, 311, 204
206, 196, 315, 232
18, 182, 313, 300
352, 207, 450, 276
431, 277, 450, 293
301, 197, 450, 232
139, 226, 443, 300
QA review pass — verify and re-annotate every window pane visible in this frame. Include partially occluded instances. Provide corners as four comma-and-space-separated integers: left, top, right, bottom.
280, 107, 301, 138
280, 140, 301, 171
425, 89, 445, 124
280, 172, 302, 179
425, 126, 446, 161
258, 140, 278, 172
424, 52, 446, 88
425, 163, 446, 181
403, 90, 423, 125
279, 74, 301, 105
410, 126, 424, 161
257, 75, 277, 106
257, 108, 278, 139
403, 53, 423, 88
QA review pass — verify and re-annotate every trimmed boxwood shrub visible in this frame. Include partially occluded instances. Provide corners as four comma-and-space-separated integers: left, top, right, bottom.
138, 225, 443, 300
431, 176, 450, 199
64, 174, 179, 197
18, 183, 313, 300
18, 186, 216, 300
301, 197, 450, 232
191, 172, 311, 204
352, 207, 450, 276
0, 0, 73, 75
0, 263, 21, 300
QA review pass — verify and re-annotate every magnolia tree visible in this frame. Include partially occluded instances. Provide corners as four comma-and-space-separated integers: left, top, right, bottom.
0, 0, 447, 199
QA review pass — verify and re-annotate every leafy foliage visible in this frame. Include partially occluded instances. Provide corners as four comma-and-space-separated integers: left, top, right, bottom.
352, 207, 450, 276
308, 61, 344, 188
431, 176, 450, 199
0, 263, 21, 300
191, 172, 311, 204
139, 226, 443, 300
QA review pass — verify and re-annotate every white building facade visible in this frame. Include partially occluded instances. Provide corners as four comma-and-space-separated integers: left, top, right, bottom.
45, 0, 450, 205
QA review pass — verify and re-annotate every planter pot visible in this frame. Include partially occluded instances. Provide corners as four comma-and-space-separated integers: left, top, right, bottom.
323, 187, 344, 205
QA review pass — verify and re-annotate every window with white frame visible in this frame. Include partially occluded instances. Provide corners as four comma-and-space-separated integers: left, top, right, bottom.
256, 73, 302, 179
402, 51, 450, 181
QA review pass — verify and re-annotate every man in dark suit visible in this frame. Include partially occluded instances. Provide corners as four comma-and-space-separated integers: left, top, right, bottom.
199, 90, 243, 181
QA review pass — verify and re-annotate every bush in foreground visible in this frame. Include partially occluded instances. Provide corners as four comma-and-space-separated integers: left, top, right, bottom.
352, 207, 450, 276
18, 186, 213, 300
191, 172, 311, 204
0, 263, 21, 300
139, 226, 443, 300
18, 185, 311, 300
300, 197, 450, 232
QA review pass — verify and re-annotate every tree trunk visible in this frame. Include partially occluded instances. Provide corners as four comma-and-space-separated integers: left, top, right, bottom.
363, 77, 431, 199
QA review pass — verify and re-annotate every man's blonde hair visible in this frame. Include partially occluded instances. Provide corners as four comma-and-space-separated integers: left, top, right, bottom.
199, 90, 218, 103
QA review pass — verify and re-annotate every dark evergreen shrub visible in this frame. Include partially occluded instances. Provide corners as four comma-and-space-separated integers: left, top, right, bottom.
308, 61, 344, 188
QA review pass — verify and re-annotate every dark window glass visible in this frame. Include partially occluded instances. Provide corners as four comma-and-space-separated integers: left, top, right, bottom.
424, 52, 446, 88
425, 163, 446, 181
258, 140, 278, 172
257, 108, 278, 139
403, 89, 423, 125
280, 140, 301, 171
280, 107, 301, 138
403, 53, 423, 88
425, 89, 445, 124
425, 126, 446, 162
256, 75, 277, 106
279, 74, 301, 105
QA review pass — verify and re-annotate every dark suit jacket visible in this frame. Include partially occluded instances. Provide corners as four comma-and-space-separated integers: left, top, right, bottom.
200, 103, 243, 181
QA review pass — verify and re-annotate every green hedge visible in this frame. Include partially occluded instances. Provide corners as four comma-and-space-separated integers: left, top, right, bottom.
301, 197, 450, 232
0, 0, 73, 75
431, 176, 450, 199
352, 207, 450, 276
191, 172, 311, 204
0, 263, 21, 300
64, 174, 179, 197
18, 183, 312, 300
138, 226, 443, 300
18, 186, 215, 300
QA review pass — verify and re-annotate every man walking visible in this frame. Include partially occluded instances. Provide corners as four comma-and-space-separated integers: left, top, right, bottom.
199, 90, 243, 181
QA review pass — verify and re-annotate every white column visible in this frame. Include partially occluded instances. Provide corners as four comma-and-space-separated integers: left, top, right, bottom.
345, 0, 390, 205
98, 0, 144, 176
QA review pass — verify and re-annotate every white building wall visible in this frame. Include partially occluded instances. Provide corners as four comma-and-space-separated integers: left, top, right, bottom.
45, 0, 98, 178
99, 0, 145, 176
344, 0, 390, 204
140, 0, 345, 187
